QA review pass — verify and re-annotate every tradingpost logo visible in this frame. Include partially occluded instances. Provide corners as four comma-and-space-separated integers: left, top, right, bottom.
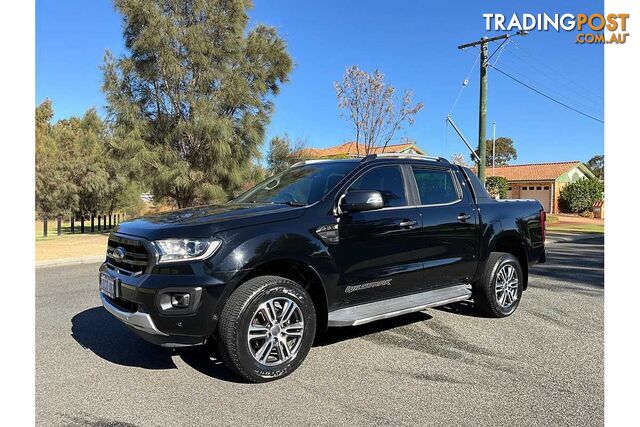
483, 13, 630, 44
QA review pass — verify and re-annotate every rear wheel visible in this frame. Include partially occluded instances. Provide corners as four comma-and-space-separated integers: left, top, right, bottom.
473, 252, 523, 317
217, 275, 316, 382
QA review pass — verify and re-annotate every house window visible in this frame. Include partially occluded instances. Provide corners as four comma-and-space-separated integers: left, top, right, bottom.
508, 187, 512, 190
536, 186, 542, 190
543, 186, 549, 190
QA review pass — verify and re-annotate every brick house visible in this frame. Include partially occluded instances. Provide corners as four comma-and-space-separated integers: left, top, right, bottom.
487, 161, 596, 213
299, 141, 426, 158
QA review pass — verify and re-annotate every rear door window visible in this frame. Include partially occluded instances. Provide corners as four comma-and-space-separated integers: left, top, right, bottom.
412, 167, 460, 205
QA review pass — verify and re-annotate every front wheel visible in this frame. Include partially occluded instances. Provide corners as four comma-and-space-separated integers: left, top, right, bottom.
217, 275, 316, 382
473, 252, 524, 317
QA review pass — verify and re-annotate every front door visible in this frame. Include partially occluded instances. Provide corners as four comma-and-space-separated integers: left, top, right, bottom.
329, 165, 424, 307
411, 165, 480, 289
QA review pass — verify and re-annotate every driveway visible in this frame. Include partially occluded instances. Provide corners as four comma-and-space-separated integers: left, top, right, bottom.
36, 236, 604, 426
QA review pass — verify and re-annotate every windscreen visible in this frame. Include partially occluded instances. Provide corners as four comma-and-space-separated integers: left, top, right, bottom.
233, 161, 359, 206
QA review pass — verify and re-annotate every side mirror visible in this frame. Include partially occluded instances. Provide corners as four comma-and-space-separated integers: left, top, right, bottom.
340, 190, 384, 213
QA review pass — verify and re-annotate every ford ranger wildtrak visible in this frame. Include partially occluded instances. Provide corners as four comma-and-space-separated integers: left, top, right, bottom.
99, 153, 546, 382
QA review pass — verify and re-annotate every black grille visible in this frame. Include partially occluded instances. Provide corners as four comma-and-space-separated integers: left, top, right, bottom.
106, 234, 151, 276
105, 294, 138, 313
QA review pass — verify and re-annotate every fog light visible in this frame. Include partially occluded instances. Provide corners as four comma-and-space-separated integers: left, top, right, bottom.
171, 293, 190, 308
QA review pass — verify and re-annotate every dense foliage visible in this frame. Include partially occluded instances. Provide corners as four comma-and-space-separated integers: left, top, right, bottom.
485, 176, 509, 199
35, 100, 144, 219
471, 137, 517, 166
102, 0, 293, 208
558, 178, 604, 213
266, 134, 307, 174
587, 154, 604, 179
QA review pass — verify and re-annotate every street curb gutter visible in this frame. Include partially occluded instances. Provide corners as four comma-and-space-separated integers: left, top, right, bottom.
545, 232, 604, 245
36, 256, 104, 269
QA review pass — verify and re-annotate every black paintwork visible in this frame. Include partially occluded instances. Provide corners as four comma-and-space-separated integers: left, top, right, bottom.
100, 157, 545, 343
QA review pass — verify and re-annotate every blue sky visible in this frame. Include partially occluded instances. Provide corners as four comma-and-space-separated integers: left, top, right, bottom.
36, 0, 603, 164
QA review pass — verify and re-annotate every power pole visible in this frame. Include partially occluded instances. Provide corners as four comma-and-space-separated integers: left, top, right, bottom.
492, 121, 496, 174
457, 31, 526, 183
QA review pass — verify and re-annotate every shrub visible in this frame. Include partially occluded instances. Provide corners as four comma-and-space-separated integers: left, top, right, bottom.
558, 178, 604, 213
485, 176, 509, 199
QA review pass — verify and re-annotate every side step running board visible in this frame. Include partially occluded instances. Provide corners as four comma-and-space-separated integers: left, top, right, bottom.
327, 284, 472, 327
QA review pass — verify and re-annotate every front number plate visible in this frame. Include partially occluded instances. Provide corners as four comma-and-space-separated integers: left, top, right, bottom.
99, 273, 117, 299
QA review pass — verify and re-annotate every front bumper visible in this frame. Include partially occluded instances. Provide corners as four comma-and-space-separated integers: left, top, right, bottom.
100, 292, 167, 336
99, 259, 247, 346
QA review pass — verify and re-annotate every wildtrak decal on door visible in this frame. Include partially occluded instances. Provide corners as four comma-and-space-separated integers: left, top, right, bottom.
345, 279, 392, 294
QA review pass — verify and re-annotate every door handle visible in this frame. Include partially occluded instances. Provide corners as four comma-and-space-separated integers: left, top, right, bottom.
457, 213, 471, 222
399, 219, 417, 228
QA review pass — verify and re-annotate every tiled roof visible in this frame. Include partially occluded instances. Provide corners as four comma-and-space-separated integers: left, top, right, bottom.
484, 161, 582, 181
299, 142, 424, 158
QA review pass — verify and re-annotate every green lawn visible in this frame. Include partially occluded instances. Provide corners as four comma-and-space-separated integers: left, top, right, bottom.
547, 223, 604, 234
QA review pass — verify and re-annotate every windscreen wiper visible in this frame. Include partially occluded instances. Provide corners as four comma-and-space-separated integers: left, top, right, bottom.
273, 200, 306, 207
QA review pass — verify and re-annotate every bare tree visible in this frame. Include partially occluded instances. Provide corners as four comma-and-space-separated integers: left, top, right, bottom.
451, 153, 470, 167
334, 66, 424, 156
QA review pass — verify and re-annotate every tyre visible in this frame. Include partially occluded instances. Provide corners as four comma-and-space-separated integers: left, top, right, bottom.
217, 275, 316, 382
473, 252, 524, 317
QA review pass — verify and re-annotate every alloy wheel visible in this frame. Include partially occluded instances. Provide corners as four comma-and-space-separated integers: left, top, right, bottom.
247, 297, 305, 366
495, 264, 519, 308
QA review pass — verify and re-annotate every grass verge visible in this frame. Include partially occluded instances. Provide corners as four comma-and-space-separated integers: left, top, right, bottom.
36, 234, 108, 262
547, 223, 604, 234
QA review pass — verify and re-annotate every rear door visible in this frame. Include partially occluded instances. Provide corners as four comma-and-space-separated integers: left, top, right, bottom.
330, 164, 424, 305
411, 165, 480, 290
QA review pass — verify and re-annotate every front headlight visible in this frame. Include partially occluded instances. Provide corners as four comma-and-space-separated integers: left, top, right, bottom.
153, 238, 222, 264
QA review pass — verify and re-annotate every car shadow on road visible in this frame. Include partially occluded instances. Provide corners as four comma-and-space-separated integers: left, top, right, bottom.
70, 307, 244, 383
314, 311, 434, 347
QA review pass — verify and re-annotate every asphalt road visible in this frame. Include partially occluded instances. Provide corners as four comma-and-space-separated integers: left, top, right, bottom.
36, 236, 604, 426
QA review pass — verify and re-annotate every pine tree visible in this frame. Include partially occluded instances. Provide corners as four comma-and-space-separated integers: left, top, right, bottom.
102, 0, 293, 207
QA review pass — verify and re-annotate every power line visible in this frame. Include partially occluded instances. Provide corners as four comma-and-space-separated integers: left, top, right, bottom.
448, 51, 480, 115
492, 58, 603, 117
509, 40, 603, 101
499, 46, 604, 112
486, 37, 510, 65
489, 64, 604, 124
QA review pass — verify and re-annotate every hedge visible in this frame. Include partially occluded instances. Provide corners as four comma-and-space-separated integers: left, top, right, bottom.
485, 176, 509, 199
558, 178, 604, 213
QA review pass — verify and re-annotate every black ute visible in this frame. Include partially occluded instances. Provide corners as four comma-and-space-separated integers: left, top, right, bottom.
99, 154, 546, 382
